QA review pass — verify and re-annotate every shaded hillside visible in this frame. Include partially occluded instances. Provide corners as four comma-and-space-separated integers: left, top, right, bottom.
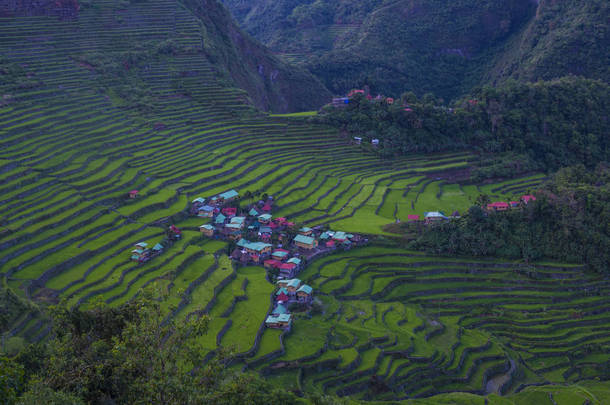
1, 0, 329, 112
223, 0, 609, 100
181, 0, 330, 112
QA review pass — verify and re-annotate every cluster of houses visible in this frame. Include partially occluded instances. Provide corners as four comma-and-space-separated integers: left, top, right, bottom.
404, 194, 537, 224
190, 189, 368, 330
265, 278, 314, 330
332, 89, 397, 107
193, 190, 365, 266
486, 194, 536, 212
129, 225, 182, 264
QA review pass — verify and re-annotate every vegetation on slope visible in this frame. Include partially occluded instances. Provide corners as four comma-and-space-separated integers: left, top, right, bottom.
410, 165, 610, 273
316, 77, 610, 176
223, 0, 609, 100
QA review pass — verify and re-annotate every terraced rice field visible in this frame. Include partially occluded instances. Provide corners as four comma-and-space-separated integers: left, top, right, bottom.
2, 0, 606, 401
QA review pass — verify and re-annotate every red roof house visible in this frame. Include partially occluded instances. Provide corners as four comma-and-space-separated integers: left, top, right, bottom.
521, 195, 536, 204
279, 262, 296, 271
264, 259, 282, 269
169, 225, 181, 235
276, 292, 289, 302
262, 203, 272, 212
487, 202, 510, 211
222, 207, 237, 217
326, 240, 335, 248
407, 214, 420, 221
348, 89, 365, 97
128, 190, 139, 198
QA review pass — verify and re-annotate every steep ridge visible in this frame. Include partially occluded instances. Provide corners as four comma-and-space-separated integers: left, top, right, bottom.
0, 0, 329, 112
223, 0, 609, 100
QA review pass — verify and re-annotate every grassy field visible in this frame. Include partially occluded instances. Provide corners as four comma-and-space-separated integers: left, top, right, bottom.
0, 0, 606, 402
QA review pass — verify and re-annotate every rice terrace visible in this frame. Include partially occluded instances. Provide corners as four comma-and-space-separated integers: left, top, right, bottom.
1, 0, 609, 404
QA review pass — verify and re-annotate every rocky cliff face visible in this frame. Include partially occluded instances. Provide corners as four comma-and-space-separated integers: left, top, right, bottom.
182, 0, 331, 112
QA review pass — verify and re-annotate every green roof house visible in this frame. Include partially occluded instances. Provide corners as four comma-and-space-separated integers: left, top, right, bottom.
219, 190, 239, 200
215, 213, 226, 224
294, 234, 317, 249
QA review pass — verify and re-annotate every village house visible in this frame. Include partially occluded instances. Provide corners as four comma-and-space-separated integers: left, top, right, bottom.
230, 216, 246, 228
353, 136, 362, 144
294, 234, 318, 250
248, 207, 260, 216
276, 289, 289, 303
131, 248, 147, 261
372, 139, 380, 146
222, 207, 237, 217
215, 213, 227, 225
272, 249, 290, 261
258, 213, 272, 224
279, 262, 298, 279
128, 190, 139, 199
242, 240, 272, 258
134, 242, 148, 250
285, 279, 301, 295
347, 89, 365, 98
198, 205, 215, 218
151, 243, 164, 257
192, 197, 205, 206
299, 227, 313, 236
408, 214, 420, 222
296, 284, 313, 304
272, 303, 289, 316
521, 195, 536, 204
265, 313, 291, 329
200, 224, 214, 237
424, 211, 449, 223
487, 202, 510, 212
264, 259, 282, 270
332, 97, 350, 107
218, 189, 239, 203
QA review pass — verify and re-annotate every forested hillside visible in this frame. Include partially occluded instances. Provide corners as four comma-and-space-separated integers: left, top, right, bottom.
317, 77, 609, 175
223, 0, 609, 100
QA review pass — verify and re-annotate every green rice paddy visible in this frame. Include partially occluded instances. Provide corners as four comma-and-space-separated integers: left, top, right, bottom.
0, 0, 606, 401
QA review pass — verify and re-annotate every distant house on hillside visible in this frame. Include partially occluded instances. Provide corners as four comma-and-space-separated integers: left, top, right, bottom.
372, 139, 379, 146
521, 195, 536, 204
424, 211, 448, 223
128, 190, 139, 199
408, 214, 420, 222
332, 97, 349, 107
347, 89, 365, 98
487, 202, 510, 212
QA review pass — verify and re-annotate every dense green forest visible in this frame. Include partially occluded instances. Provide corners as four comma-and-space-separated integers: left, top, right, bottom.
223, 0, 609, 101
316, 77, 609, 177
408, 165, 609, 273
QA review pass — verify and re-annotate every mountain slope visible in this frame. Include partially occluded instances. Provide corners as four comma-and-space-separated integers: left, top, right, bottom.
0, 0, 329, 112
223, 0, 609, 100
182, 0, 330, 112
